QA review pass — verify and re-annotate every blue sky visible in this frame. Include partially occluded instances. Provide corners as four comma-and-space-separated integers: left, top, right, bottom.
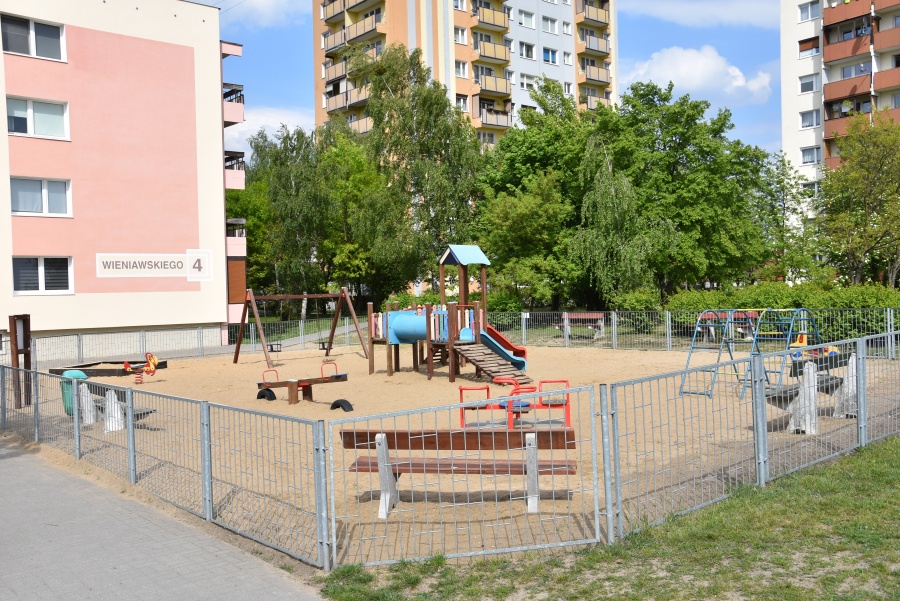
205, 0, 782, 155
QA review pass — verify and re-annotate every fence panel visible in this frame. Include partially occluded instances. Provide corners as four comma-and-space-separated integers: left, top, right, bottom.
810, 308, 888, 343
862, 333, 900, 444
614, 311, 667, 351
207, 406, 326, 568
328, 387, 600, 566
609, 358, 757, 538
0, 367, 35, 441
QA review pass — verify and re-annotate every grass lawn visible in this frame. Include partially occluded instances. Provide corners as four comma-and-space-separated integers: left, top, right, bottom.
319, 436, 900, 600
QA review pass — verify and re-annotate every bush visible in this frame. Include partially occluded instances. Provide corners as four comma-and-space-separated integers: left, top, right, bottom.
610, 288, 662, 312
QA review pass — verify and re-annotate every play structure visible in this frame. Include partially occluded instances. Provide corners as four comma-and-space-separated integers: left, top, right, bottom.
124, 353, 160, 385
232, 287, 367, 369
680, 307, 849, 406
256, 360, 349, 404
458, 378, 572, 429
366, 245, 531, 385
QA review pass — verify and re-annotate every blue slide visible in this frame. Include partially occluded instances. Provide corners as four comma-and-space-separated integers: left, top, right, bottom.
480, 330, 527, 371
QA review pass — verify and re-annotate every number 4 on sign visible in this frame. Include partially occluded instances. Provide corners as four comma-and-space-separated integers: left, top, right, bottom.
186, 250, 212, 282
193, 259, 203, 272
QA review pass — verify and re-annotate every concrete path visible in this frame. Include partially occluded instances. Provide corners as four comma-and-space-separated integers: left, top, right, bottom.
0, 439, 323, 601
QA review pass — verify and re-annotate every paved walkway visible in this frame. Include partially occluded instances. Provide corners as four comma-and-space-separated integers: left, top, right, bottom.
0, 439, 323, 601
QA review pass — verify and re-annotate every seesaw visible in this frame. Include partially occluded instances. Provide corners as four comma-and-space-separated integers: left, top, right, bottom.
256, 361, 348, 404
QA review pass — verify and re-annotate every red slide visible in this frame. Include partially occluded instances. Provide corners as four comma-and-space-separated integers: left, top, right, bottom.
484, 324, 527, 360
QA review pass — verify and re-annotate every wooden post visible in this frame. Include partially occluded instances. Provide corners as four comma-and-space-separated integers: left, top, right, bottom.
367, 302, 375, 375
232, 292, 250, 364
474, 301, 482, 344
8, 314, 31, 409
425, 303, 434, 380
385, 307, 393, 377
448, 302, 457, 383
458, 264, 469, 307
342, 287, 369, 360
247, 290, 273, 369
325, 291, 343, 357
439, 264, 446, 306
480, 265, 488, 312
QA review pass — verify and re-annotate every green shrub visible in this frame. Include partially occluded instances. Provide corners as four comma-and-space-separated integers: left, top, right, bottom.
610, 288, 662, 311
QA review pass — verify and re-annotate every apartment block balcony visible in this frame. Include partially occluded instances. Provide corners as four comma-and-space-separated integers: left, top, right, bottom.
323, 0, 345, 23
474, 7, 509, 31
474, 40, 510, 64
875, 25, 900, 53
584, 96, 609, 110
823, 115, 851, 139
476, 108, 512, 128
875, 66, 900, 90
223, 83, 244, 127
824, 73, 870, 101
348, 85, 370, 106
346, 13, 385, 44
324, 60, 347, 82
579, 65, 610, 84
476, 74, 511, 96
576, 35, 609, 57
221, 40, 242, 58
226, 218, 247, 257
324, 29, 346, 56
824, 34, 870, 63
825, 0, 872, 26
350, 116, 373, 134
575, 0, 609, 27
874, 0, 900, 13
825, 156, 842, 169
326, 92, 348, 113
225, 151, 245, 190
346, 0, 381, 11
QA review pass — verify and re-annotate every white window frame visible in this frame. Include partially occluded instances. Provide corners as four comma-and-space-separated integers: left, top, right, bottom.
519, 10, 535, 28
454, 60, 468, 78
799, 1, 820, 23
800, 109, 820, 129
801, 146, 822, 165
520, 73, 536, 90
799, 73, 820, 94
542, 16, 558, 34
520, 42, 535, 60
799, 45, 820, 59
0, 14, 66, 62
563, 22, 572, 35
456, 95, 469, 112
12, 256, 73, 295
564, 82, 572, 95
454, 27, 467, 45
6, 96, 69, 140
563, 51, 572, 65
543, 47, 558, 65
10, 177, 71, 217
453, 0, 466, 11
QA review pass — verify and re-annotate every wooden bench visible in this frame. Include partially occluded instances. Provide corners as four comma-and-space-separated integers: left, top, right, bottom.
554, 313, 605, 339
341, 429, 577, 518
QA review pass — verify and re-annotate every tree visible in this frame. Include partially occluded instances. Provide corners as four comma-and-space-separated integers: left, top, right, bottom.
818, 110, 900, 285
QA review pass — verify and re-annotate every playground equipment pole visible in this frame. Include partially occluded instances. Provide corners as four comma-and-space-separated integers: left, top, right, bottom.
448, 302, 458, 383
367, 303, 375, 376
425, 303, 434, 380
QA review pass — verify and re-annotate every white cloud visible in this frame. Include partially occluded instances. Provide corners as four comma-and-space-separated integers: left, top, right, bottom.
618, 0, 779, 29
225, 106, 316, 156
194, 0, 309, 29
624, 45, 773, 106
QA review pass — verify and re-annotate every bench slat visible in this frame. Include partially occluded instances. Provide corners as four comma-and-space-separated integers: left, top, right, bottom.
349, 456, 577, 476
341, 429, 577, 451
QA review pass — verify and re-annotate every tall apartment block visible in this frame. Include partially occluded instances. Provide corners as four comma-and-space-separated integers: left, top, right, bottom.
782, 0, 900, 189
314, 0, 617, 146
0, 0, 248, 337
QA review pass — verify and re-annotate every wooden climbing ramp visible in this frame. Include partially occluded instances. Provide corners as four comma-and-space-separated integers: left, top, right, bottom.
455, 343, 533, 385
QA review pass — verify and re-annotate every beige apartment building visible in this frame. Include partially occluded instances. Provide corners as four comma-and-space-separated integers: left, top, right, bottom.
313, 0, 617, 145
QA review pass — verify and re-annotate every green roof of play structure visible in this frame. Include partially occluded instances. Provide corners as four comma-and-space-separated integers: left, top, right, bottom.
439, 245, 490, 266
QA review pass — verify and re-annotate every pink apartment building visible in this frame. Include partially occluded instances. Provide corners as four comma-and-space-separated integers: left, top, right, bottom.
0, 0, 248, 338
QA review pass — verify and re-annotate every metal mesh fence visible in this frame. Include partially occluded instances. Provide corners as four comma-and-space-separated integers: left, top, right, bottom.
328, 387, 602, 566
861, 333, 900, 444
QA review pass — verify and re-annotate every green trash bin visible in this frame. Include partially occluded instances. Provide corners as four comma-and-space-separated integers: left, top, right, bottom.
60, 370, 88, 417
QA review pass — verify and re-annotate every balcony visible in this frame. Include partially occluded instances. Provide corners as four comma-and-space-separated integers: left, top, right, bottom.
221, 40, 242, 58
823, 34, 870, 63
324, 60, 346, 82
824, 73, 870, 100
825, 156, 842, 169
346, 13, 385, 44
348, 85, 370, 106
823, 115, 851, 139
825, 0, 871, 26
584, 96, 609, 110
476, 74, 511, 96
580, 65, 610, 84
575, 0, 609, 26
474, 40, 510, 64
324, 29, 346, 55
226, 219, 247, 257
225, 151, 245, 190
874, 0, 900, 13
478, 108, 512, 128
350, 116, 373, 134
475, 7, 509, 31
326, 92, 348, 113
223, 83, 244, 127
875, 25, 900, 52
577, 35, 610, 56
875, 66, 900, 90
323, 0, 345, 23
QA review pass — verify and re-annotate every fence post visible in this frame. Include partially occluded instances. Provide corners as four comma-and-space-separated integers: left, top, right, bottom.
30, 338, 37, 371
197, 327, 205, 358
521, 312, 527, 347
250, 323, 257, 353
72, 377, 82, 460
125, 388, 137, 484
0, 368, 6, 431
665, 311, 673, 352
313, 420, 331, 571
887, 309, 896, 359
750, 354, 769, 487
611, 312, 619, 350
563, 312, 570, 348
300, 320, 306, 350
32, 373, 40, 442
200, 401, 213, 520
344, 317, 350, 347
140, 330, 147, 356
609, 384, 624, 539
598, 385, 615, 544
856, 339, 868, 448
76, 334, 84, 364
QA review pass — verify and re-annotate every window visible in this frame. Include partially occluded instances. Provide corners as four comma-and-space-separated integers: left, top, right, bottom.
799, 73, 820, 93
799, 37, 820, 58
520, 73, 536, 90
800, 109, 820, 129
542, 17, 558, 34
802, 182, 819, 197
543, 48, 558, 64
519, 10, 535, 28
10, 178, 69, 216
454, 27, 467, 45
563, 22, 572, 35
564, 52, 572, 65
454, 61, 468, 78
893, 93, 900, 109
453, 0, 466, 10
801, 146, 822, 165
799, 1, 820, 22
564, 82, 572, 95
1, 15, 63, 60
456, 95, 469, 112
478, 131, 495, 146
12, 257, 72, 294
841, 61, 871, 79
519, 42, 534, 59
6, 97, 67, 138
